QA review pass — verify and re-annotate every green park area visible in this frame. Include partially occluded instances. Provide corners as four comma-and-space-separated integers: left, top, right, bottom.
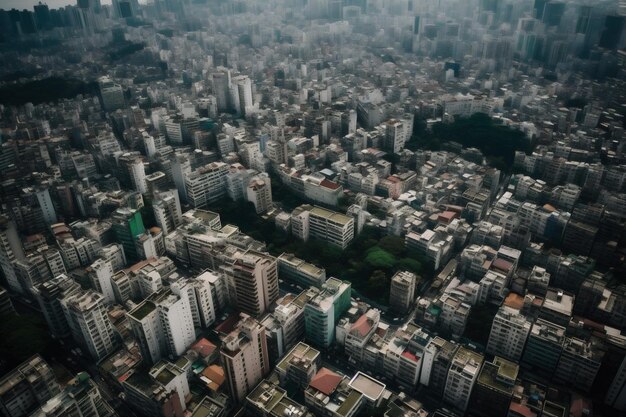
407, 113, 534, 172
209, 199, 427, 305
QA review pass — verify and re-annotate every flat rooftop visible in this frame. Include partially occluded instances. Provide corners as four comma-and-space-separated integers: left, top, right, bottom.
310, 206, 352, 226
128, 300, 156, 321
348, 372, 385, 401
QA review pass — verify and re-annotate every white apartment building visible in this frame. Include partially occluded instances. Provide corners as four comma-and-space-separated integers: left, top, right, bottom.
443, 347, 484, 413
61, 290, 117, 361
153, 190, 182, 236
88, 258, 116, 305
221, 251, 279, 317
389, 271, 417, 314
127, 287, 195, 366
486, 305, 532, 362
307, 206, 355, 249
246, 174, 273, 214
185, 162, 229, 208
220, 314, 270, 403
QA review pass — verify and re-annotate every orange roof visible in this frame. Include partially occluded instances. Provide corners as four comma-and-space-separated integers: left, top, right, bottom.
351, 314, 373, 338
201, 365, 225, 391
191, 338, 217, 358
309, 368, 342, 395
504, 293, 524, 310
509, 402, 536, 417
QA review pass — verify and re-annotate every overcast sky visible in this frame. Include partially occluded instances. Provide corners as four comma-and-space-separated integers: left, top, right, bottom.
0, 1, 113, 10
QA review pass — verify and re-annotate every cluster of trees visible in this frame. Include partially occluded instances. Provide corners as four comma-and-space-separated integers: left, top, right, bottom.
407, 113, 533, 172
0, 312, 51, 375
107, 41, 146, 61
0, 77, 96, 106
207, 200, 427, 305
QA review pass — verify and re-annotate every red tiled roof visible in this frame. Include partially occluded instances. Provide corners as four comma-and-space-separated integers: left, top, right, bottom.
320, 179, 340, 190
309, 368, 342, 395
509, 402, 536, 417
215, 314, 240, 335
492, 258, 513, 272
191, 338, 217, 358
351, 314, 373, 338
439, 211, 457, 220
401, 350, 419, 362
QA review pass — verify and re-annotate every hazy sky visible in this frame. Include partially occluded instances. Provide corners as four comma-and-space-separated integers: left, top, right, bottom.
0, 0, 112, 10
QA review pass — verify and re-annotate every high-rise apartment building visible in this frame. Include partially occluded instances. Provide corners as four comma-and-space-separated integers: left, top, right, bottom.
88, 258, 116, 305
554, 337, 602, 392
468, 356, 518, 417
277, 253, 326, 289
111, 208, 145, 262
127, 287, 196, 366
389, 271, 417, 314
31, 372, 116, 417
486, 305, 532, 362
295, 206, 354, 249
246, 175, 272, 214
221, 251, 279, 317
303, 278, 352, 349
129, 158, 148, 194
0, 215, 26, 295
220, 314, 270, 403
521, 318, 566, 378
33, 274, 81, 339
98, 76, 125, 112
153, 190, 182, 235
185, 162, 229, 208
443, 347, 484, 413
0, 355, 60, 417
61, 290, 117, 361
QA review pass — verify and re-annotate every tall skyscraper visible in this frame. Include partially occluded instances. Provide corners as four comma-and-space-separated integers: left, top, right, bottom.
0, 215, 26, 295
389, 270, 417, 314
443, 347, 484, 413
61, 290, 117, 361
486, 305, 532, 362
220, 314, 270, 403
222, 251, 279, 317
33, 274, 81, 339
97, 76, 125, 112
111, 208, 145, 262
127, 287, 196, 366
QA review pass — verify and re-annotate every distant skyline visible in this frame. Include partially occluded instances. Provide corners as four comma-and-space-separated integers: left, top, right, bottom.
0, 1, 112, 10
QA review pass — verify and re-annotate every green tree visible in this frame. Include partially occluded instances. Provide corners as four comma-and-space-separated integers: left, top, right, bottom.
0, 313, 51, 369
365, 246, 396, 269
378, 235, 406, 257
395, 258, 422, 275
367, 270, 389, 294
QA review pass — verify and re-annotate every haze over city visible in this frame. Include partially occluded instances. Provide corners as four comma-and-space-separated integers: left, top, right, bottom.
0, 1, 625, 417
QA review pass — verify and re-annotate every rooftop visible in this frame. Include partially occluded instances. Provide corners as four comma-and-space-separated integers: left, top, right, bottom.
128, 300, 156, 321
309, 368, 342, 396
348, 372, 385, 401
309, 206, 352, 225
